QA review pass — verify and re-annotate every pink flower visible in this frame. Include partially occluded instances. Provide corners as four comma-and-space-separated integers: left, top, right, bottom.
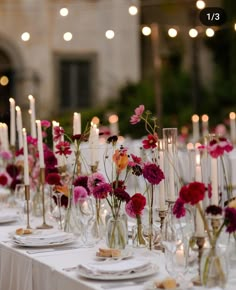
88, 173, 106, 192
142, 134, 158, 149
74, 186, 88, 203
55, 141, 72, 156
92, 183, 112, 199
128, 154, 142, 167
142, 162, 165, 185
41, 120, 51, 128
0, 151, 12, 160
53, 126, 64, 142
130, 105, 145, 124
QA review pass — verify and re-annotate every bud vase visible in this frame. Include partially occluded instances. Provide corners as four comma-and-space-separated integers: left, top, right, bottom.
106, 214, 128, 249
132, 216, 147, 248
201, 246, 228, 288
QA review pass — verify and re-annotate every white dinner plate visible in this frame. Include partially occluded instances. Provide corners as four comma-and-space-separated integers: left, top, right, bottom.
77, 263, 159, 281
95, 249, 133, 261
12, 231, 76, 247
0, 215, 19, 224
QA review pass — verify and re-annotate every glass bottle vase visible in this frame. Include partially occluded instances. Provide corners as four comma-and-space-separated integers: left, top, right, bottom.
106, 214, 128, 249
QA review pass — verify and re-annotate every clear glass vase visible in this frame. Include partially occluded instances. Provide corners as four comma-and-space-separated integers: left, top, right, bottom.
32, 186, 43, 217
201, 246, 228, 288
106, 214, 128, 249
132, 216, 147, 248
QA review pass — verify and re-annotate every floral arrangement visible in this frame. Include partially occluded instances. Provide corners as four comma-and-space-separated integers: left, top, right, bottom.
173, 181, 236, 286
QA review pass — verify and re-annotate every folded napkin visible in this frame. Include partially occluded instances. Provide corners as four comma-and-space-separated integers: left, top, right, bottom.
78, 258, 151, 276
14, 231, 74, 246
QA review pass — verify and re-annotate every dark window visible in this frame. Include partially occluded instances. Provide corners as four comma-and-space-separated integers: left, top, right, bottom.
59, 59, 91, 109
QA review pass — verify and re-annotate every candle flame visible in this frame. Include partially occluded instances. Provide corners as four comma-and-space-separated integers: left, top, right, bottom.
230, 112, 236, 120
15, 106, 21, 111
9, 98, 15, 104
109, 114, 119, 124
201, 114, 209, 122
192, 114, 199, 122
28, 94, 34, 101
187, 142, 194, 150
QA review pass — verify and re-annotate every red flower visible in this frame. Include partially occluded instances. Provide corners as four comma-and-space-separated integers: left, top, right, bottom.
208, 137, 233, 158
53, 126, 65, 142
225, 207, 236, 233
46, 173, 61, 185
173, 198, 186, 218
142, 134, 158, 149
142, 162, 165, 185
92, 183, 112, 199
127, 193, 146, 217
179, 181, 205, 205
0, 173, 8, 186
128, 154, 142, 167
41, 120, 51, 129
55, 141, 72, 156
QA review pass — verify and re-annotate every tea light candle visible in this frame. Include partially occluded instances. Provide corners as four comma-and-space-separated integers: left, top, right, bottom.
229, 112, 236, 144
36, 120, 45, 168
73, 112, 81, 135
22, 128, 29, 185
28, 95, 36, 138
15, 106, 23, 149
9, 98, 16, 147
192, 114, 200, 143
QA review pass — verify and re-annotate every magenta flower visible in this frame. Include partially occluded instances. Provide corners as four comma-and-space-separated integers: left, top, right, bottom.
88, 172, 106, 192
92, 183, 112, 199
142, 134, 158, 149
142, 162, 164, 185
128, 154, 142, 167
225, 207, 236, 233
74, 186, 88, 203
173, 198, 186, 218
41, 120, 51, 128
53, 126, 65, 142
130, 105, 145, 124
55, 141, 72, 156
27, 136, 37, 146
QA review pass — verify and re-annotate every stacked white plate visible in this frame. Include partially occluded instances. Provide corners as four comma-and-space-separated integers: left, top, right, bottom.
12, 231, 76, 247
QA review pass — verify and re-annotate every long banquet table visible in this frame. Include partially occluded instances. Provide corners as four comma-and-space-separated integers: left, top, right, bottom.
0, 216, 236, 290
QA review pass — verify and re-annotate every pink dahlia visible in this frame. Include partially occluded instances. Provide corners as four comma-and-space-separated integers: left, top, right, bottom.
74, 186, 88, 203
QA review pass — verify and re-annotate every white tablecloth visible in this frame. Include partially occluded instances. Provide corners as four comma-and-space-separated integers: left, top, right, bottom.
0, 217, 236, 290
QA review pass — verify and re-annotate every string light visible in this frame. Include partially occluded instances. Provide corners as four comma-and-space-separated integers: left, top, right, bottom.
63, 32, 72, 41
206, 28, 214, 37
0, 76, 9, 86
196, 0, 205, 10
105, 30, 115, 39
60, 8, 69, 16
189, 28, 198, 38
21, 32, 30, 41
142, 26, 151, 36
128, 5, 138, 15
168, 28, 177, 38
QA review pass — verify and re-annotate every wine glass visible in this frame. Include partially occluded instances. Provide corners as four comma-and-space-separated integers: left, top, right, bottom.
74, 196, 95, 247
14, 184, 27, 222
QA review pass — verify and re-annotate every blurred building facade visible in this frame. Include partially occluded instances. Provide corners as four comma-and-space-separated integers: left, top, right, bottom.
0, 0, 140, 124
